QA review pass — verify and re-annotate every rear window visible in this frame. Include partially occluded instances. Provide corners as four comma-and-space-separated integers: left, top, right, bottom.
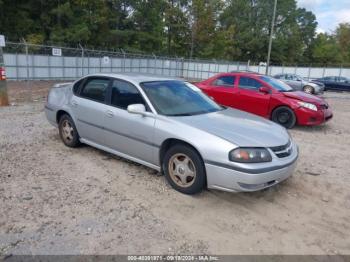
213, 76, 235, 87
80, 78, 110, 103
73, 79, 84, 95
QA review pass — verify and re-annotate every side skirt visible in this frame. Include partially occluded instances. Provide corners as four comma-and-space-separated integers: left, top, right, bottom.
80, 138, 161, 172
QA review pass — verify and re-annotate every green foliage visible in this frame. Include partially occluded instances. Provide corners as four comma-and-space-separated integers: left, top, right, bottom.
164, 0, 191, 56
311, 33, 342, 64
0, 0, 349, 64
335, 23, 350, 62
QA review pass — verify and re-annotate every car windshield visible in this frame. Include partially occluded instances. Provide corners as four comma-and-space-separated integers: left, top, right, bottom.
260, 76, 293, 92
140, 80, 223, 116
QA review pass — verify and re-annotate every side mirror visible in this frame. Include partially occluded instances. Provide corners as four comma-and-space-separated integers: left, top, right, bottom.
259, 86, 270, 94
127, 104, 147, 116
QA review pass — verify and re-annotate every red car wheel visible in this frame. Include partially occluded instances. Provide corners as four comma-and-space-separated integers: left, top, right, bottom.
272, 106, 296, 129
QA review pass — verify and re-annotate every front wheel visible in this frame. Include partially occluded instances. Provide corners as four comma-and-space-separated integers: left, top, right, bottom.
163, 144, 206, 195
271, 106, 296, 129
303, 85, 314, 94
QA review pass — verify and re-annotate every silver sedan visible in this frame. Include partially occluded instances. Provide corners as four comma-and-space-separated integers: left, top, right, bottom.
45, 73, 298, 194
274, 73, 324, 94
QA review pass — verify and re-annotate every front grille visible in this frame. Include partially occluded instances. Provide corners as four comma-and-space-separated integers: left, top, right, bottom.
270, 140, 292, 158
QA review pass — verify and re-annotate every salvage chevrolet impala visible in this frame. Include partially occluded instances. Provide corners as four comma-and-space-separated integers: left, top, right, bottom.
45, 73, 298, 194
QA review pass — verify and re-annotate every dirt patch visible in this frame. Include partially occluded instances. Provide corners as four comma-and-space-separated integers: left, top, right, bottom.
0, 83, 350, 255
7, 81, 61, 103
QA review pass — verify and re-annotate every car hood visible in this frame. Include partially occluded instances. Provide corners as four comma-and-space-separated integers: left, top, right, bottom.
282, 91, 325, 104
173, 108, 290, 147
310, 80, 324, 87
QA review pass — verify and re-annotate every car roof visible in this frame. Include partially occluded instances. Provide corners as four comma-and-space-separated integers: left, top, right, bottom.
223, 71, 263, 77
325, 76, 347, 78
230, 70, 262, 74
83, 72, 181, 84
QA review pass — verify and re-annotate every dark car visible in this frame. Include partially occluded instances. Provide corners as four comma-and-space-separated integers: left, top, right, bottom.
315, 76, 350, 91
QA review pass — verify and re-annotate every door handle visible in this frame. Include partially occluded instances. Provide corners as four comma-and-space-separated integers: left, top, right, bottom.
105, 110, 114, 117
71, 100, 78, 107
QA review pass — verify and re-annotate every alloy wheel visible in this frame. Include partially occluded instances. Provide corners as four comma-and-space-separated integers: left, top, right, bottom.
168, 153, 196, 188
277, 111, 291, 124
61, 120, 74, 143
304, 86, 313, 94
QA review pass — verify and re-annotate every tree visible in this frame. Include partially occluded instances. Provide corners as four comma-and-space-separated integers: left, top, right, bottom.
311, 33, 342, 64
220, 0, 317, 64
335, 23, 350, 62
130, 0, 166, 53
189, 0, 223, 59
4, 0, 345, 65
164, 0, 191, 56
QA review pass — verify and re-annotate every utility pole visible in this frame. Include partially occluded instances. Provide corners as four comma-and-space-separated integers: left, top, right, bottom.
266, 0, 277, 75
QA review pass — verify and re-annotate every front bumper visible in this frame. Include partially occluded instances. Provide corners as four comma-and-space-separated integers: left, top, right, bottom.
314, 86, 324, 94
205, 142, 298, 192
295, 106, 333, 126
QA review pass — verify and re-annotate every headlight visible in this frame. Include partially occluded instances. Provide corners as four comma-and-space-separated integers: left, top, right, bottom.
229, 148, 272, 163
298, 101, 317, 111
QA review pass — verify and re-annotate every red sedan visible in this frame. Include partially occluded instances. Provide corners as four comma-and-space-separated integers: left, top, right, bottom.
195, 72, 333, 128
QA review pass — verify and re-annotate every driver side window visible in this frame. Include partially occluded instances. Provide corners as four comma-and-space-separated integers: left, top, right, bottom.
110, 79, 146, 110
291, 75, 298, 81
285, 75, 293, 80
238, 77, 263, 90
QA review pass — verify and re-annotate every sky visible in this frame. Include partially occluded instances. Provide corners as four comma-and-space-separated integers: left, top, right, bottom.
297, 0, 350, 33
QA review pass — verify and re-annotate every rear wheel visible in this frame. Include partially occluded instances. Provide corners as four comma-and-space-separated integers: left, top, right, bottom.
303, 85, 314, 94
58, 114, 81, 147
163, 144, 206, 195
272, 106, 296, 129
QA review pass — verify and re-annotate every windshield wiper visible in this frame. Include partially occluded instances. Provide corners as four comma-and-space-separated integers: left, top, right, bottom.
167, 108, 223, 116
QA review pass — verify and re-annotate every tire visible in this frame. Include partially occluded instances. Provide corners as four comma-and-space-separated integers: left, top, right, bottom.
303, 85, 314, 94
271, 106, 296, 129
58, 114, 81, 147
162, 144, 206, 195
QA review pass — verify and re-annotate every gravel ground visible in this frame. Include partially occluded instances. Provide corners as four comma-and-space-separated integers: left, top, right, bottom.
0, 82, 350, 255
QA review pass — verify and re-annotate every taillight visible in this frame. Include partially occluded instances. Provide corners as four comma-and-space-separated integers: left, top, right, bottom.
0, 67, 6, 81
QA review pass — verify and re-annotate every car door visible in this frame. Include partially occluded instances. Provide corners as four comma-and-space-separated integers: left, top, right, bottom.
237, 76, 271, 118
292, 75, 303, 90
323, 77, 335, 90
284, 74, 300, 90
204, 75, 240, 108
71, 77, 110, 145
103, 79, 157, 165
336, 77, 350, 91
281, 74, 292, 87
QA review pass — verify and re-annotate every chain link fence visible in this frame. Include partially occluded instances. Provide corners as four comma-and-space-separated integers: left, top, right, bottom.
3, 41, 350, 81
2, 42, 248, 81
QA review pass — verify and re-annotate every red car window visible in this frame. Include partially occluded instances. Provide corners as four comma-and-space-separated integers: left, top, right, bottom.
238, 77, 263, 91
213, 76, 236, 87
